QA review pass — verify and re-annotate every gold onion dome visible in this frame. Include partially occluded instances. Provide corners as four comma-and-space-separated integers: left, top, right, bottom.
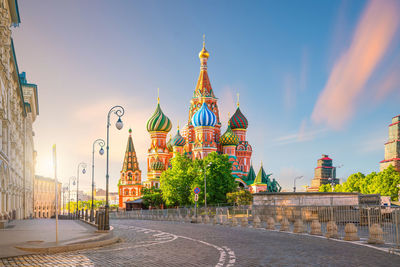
146, 102, 172, 133
220, 121, 239, 146
198, 35, 209, 59
199, 46, 209, 59
151, 158, 165, 171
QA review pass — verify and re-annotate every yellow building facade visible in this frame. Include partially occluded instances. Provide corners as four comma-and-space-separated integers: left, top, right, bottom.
33, 176, 61, 218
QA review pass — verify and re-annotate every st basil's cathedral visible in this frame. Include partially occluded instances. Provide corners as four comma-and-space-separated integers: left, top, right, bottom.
118, 39, 280, 208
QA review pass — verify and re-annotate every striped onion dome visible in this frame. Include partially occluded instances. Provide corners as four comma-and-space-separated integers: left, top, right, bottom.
229, 107, 248, 129
166, 135, 173, 152
150, 158, 165, 171
146, 103, 172, 132
172, 129, 186, 146
191, 102, 217, 127
220, 122, 239, 146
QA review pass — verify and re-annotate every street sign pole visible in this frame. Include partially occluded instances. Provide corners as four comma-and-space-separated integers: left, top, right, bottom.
52, 144, 58, 243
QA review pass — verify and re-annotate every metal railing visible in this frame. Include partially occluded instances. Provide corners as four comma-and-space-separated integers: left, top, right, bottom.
110, 204, 400, 249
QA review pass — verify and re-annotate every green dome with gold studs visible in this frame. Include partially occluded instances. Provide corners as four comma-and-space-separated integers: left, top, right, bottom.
220, 122, 239, 146
146, 103, 172, 133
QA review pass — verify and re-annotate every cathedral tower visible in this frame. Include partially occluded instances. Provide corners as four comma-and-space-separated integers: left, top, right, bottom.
380, 115, 400, 172
118, 129, 142, 208
144, 95, 172, 188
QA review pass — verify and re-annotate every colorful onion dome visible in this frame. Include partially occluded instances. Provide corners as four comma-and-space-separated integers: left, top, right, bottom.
229, 107, 248, 129
191, 102, 217, 127
150, 158, 165, 171
146, 103, 172, 132
166, 134, 173, 152
172, 129, 186, 146
220, 122, 239, 146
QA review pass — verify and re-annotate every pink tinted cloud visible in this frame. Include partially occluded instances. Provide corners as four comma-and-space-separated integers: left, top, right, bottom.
312, 0, 400, 130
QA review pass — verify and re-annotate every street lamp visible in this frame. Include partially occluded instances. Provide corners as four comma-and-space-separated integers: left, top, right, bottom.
105, 105, 125, 230
329, 164, 343, 192
76, 162, 87, 218
91, 138, 105, 222
293, 176, 303, 192
204, 162, 212, 209
68, 176, 76, 217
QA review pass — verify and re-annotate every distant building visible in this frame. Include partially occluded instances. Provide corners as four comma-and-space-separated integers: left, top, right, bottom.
34, 176, 61, 218
118, 129, 142, 208
307, 154, 339, 192
380, 115, 400, 172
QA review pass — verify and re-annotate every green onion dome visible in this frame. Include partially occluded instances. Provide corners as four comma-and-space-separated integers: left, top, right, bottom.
172, 129, 186, 146
229, 107, 248, 129
166, 134, 173, 152
146, 103, 172, 132
150, 158, 165, 171
220, 122, 239, 146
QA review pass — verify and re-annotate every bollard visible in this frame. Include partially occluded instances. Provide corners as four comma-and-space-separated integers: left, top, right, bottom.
231, 216, 238, 227
197, 215, 203, 224
253, 216, 261, 228
266, 217, 275, 230
241, 217, 248, 227
212, 216, 218, 225
85, 209, 88, 221
344, 223, 359, 241
280, 217, 290, 231
368, 224, 384, 244
184, 214, 191, 223
95, 211, 99, 225
98, 212, 103, 231
90, 209, 94, 222
293, 219, 306, 233
310, 220, 322, 236
204, 214, 210, 224
325, 221, 338, 239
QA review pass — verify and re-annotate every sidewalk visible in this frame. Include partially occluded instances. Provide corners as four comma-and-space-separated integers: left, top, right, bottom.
0, 219, 112, 258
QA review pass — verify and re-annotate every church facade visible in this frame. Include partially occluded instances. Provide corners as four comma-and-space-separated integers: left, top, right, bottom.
142, 40, 275, 193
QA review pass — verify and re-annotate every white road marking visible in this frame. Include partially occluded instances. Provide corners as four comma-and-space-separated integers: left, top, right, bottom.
111, 223, 236, 266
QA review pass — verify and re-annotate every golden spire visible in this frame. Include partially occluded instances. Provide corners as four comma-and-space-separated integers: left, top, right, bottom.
157, 88, 160, 104
228, 112, 231, 126
237, 93, 240, 107
177, 120, 180, 130
199, 34, 209, 59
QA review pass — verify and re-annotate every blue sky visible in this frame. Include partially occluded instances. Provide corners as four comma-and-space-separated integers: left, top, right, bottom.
12, 0, 400, 192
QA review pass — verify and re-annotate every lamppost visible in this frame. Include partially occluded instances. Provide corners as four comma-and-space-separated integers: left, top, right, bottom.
204, 162, 212, 209
293, 176, 303, 192
76, 162, 87, 218
68, 176, 76, 217
329, 164, 343, 192
91, 139, 105, 222
104, 106, 124, 230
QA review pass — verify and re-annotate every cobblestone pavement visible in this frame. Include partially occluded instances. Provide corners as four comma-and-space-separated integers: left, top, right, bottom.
2, 219, 400, 266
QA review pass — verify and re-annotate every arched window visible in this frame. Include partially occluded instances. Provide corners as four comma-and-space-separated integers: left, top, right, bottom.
131, 189, 136, 195
124, 189, 129, 196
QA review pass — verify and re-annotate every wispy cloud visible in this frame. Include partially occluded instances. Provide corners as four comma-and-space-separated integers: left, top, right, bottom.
312, 0, 400, 130
273, 119, 328, 146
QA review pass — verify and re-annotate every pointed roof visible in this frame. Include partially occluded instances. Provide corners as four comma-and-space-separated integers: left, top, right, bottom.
253, 164, 272, 185
244, 165, 256, 185
193, 39, 215, 99
121, 129, 140, 172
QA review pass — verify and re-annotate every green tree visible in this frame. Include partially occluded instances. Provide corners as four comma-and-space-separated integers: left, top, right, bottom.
340, 172, 365, 192
141, 187, 164, 209
318, 184, 332, 192
160, 152, 198, 206
227, 190, 253, 205
192, 152, 237, 205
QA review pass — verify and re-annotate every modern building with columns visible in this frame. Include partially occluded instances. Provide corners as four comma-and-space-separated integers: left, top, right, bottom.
0, 0, 39, 220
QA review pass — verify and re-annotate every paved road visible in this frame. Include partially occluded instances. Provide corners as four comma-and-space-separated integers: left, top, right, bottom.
2, 219, 400, 266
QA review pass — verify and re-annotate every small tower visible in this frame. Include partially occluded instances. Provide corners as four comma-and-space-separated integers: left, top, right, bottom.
191, 101, 218, 159
118, 129, 142, 208
230, 96, 252, 174
380, 115, 400, 172
249, 163, 272, 193
171, 124, 186, 155
144, 94, 172, 189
